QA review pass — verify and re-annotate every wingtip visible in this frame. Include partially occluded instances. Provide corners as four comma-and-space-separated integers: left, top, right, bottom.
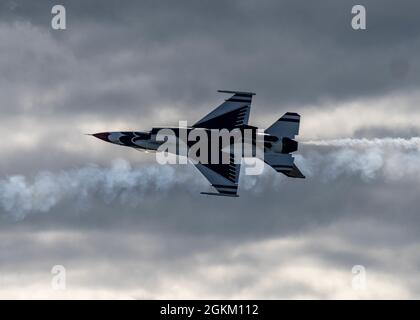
200, 192, 239, 198
217, 90, 256, 96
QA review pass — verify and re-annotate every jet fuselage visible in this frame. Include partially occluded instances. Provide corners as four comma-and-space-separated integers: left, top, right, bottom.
92, 127, 296, 157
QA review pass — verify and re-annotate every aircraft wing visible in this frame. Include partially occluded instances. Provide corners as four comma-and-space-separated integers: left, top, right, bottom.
194, 153, 241, 197
193, 90, 255, 129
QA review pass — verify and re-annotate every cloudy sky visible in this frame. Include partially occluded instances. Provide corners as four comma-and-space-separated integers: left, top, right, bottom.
1, 0, 420, 299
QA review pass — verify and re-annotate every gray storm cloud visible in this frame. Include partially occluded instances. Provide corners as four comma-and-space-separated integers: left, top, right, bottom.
1, 137, 420, 220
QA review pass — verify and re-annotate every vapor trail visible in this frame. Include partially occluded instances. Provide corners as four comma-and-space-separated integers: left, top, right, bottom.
296, 137, 420, 181
0, 159, 203, 220
302, 137, 420, 149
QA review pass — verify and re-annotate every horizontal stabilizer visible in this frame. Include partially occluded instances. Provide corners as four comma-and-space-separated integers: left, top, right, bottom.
280, 164, 305, 179
264, 153, 294, 171
264, 153, 305, 179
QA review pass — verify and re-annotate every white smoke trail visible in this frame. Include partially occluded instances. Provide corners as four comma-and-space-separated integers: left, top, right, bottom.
297, 137, 420, 181
0, 159, 203, 220
303, 137, 420, 150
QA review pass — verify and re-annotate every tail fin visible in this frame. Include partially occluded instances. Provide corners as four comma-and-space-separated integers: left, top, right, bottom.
265, 112, 300, 139
264, 112, 305, 179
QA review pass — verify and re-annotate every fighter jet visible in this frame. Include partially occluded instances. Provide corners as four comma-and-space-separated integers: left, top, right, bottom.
92, 90, 305, 197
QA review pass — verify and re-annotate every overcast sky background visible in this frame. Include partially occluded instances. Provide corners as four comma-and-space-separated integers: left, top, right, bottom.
1, 0, 420, 299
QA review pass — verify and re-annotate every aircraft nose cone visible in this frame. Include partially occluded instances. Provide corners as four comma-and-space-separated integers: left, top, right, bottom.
92, 132, 110, 142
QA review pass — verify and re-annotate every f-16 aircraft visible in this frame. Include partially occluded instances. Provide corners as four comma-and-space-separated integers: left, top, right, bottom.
92, 90, 305, 197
